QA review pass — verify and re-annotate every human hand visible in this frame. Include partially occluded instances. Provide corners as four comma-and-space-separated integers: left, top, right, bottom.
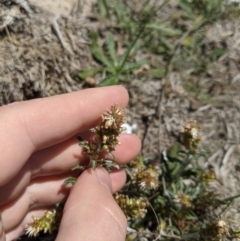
0, 86, 141, 241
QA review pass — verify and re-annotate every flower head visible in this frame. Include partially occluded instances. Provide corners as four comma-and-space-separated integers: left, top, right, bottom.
173, 192, 192, 209
78, 104, 126, 170
101, 104, 126, 131
137, 165, 160, 190
114, 193, 148, 219
201, 168, 216, 184
181, 120, 202, 153
25, 210, 57, 237
200, 217, 230, 241
184, 120, 201, 139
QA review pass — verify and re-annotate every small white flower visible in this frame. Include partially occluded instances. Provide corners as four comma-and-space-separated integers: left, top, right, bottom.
191, 127, 200, 139
121, 123, 137, 134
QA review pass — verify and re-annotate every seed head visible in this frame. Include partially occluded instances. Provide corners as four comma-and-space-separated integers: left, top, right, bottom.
114, 193, 148, 219
78, 104, 126, 170
181, 120, 202, 153
200, 217, 230, 241
173, 192, 192, 209
137, 166, 160, 190
25, 210, 57, 237
201, 168, 216, 184
184, 120, 201, 139
129, 156, 146, 174
101, 104, 126, 131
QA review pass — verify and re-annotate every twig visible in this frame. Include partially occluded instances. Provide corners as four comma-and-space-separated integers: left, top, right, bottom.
4, 25, 16, 44
11, 0, 32, 16
220, 145, 234, 175
51, 17, 74, 55
0, 15, 13, 31
157, 15, 205, 157
207, 149, 222, 163
162, 176, 167, 195
168, 217, 173, 236
147, 201, 161, 241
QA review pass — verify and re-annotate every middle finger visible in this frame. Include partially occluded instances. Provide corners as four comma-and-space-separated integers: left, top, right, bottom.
0, 134, 140, 205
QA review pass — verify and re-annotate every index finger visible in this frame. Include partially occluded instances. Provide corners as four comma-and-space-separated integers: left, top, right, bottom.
0, 86, 129, 186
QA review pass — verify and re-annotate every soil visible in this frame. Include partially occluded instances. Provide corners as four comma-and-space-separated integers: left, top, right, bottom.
1, 0, 240, 240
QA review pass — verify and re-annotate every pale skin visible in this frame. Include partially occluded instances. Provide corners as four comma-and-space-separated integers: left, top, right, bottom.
0, 86, 141, 241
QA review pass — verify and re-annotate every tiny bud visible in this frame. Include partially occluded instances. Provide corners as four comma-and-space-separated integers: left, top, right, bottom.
105, 120, 113, 128
102, 135, 108, 143
102, 145, 109, 151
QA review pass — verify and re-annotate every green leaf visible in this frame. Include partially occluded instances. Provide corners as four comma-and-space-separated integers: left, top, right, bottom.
149, 68, 166, 78
118, 49, 131, 69
89, 32, 113, 68
179, 0, 196, 20
160, 37, 174, 51
64, 177, 77, 185
103, 160, 120, 169
112, 2, 126, 23
79, 141, 90, 150
98, 0, 108, 17
126, 39, 142, 57
182, 36, 194, 48
123, 59, 147, 72
156, 196, 166, 205
208, 48, 226, 61
105, 152, 115, 160
92, 160, 98, 170
91, 47, 112, 68
146, 24, 182, 36
97, 76, 119, 87
117, 74, 131, 82
166, 225, 180, 235
117, 30, 143, 72
179, 0, 192, 13
191, 17, 207, 32
167, 143, 182, 159
78, 68, 99, 80
106, 32, 118, 67
71, 164, 84, 171
105, 66, 117, 75
205, 0, 222, 15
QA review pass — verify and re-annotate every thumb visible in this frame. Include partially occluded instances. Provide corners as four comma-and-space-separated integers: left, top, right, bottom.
56, 168, 127, 241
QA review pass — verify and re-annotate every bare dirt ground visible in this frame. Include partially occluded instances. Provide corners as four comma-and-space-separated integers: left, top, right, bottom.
0, 0, 95, 104
1, 0, 240, 240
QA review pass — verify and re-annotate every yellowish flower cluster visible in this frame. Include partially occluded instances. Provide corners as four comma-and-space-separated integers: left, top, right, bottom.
79, 104, 126, 170
114, 193, 148, 219
98, 104, 126, 152
181, 120, 202, 153
25, 210, 57, 237
173, 192, 192, 209
136, 166, 159, 190
200, 168, 216, 184
129, 156, 160, 190
200, 217, 229, 241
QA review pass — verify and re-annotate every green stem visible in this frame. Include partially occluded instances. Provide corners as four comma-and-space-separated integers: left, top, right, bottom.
116, 0, 170, 74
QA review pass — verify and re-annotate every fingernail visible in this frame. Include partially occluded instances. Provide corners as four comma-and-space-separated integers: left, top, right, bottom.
95, 168, 112, 192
